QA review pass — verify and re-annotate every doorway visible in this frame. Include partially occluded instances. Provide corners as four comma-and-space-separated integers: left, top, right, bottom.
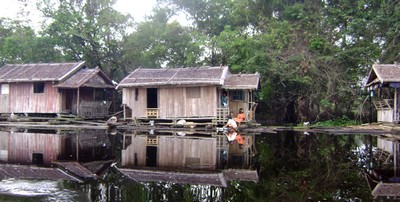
147, 88, 158, 108
146, 146, 157, 167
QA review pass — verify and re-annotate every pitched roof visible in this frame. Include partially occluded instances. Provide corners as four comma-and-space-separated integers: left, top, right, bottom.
366, 64, 400, 86
0, 61, 85, 83
115, 167, 259, 187
117, 66, 228, 88
0, 164, 82, 182
372, 182, 400, 197
55, 67, 115, 89
223, 73, 260, 90
117, 66, 260, 89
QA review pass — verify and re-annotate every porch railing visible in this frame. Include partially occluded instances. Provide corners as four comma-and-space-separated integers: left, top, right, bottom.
373, 99, 393, 110
146, 108, 160, 118
216, 108, 229, 123
79, 101, 112, 118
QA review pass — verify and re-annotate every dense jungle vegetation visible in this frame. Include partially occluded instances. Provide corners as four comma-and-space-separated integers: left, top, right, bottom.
1, 0, 399, 124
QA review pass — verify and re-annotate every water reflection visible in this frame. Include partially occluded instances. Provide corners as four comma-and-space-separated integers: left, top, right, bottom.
364, 134, 400, 200
0, 127, 259, 201
4, 127, 400, 201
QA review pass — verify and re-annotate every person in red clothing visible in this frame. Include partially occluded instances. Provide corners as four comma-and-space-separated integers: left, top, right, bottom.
235, 134, 246, 149
234, 108, 246, 126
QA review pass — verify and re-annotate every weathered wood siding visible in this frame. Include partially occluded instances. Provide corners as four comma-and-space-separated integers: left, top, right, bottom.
121, 135, 217, 170
121, 135, 147, 167
4, 82, 61, 113
377, 109, 394, 123
123, 88, 147, 118
0, 131, 8, 162
0, 94, 8, 113
378, 137, 396, 154
123, 86, 217, 118
157, 136, 216, 170
159, 86, 217, 118
7, 132, 64, 165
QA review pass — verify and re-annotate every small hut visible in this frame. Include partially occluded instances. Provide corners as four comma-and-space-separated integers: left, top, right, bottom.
366, 63, 400, 123
0, 61, 115, 118
116, 66, 259, 123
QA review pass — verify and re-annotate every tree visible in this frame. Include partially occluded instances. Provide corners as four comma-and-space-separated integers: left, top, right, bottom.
38, 0, 133, 80
0, 18, 62, 64
122, 8, 203, 70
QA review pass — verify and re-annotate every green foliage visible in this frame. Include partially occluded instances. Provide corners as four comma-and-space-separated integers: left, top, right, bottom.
1, 0, 400, 124
122, 8, 203, 69
312, 116, 360, 127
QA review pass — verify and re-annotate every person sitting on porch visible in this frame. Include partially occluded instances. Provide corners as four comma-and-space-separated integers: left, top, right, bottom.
224, 114, 237, 131
221, 92, 228, 107
234, 108, 246, 125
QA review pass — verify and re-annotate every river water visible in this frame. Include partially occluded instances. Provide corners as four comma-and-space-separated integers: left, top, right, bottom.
0, 127, 392, 201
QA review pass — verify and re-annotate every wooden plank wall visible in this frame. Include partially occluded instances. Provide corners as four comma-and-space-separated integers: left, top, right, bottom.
7, 82, 60, 113
7, 132, 64, 165
123, 88, 147, 118
121, 135, 217, 170
0, 95, 8, 113
157, 136, 217, 170
159, 86, 217, 118
377, 109, 394, 123
377, 137, 395, 154
0, 131, 8, 162
124, 86, 217, 118
121, 135, 147, 167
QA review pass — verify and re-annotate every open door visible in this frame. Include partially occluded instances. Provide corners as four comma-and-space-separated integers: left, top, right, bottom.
147, 88, 158, 108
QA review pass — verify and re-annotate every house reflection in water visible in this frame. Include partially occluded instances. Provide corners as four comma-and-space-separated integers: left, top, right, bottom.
0, 127, 258, 188
365, 134, 400, 199
0, 128, 114, 182
116, 131, 258, 187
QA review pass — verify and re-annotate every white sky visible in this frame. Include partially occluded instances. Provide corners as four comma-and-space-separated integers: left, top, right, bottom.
0, 0, 159, 25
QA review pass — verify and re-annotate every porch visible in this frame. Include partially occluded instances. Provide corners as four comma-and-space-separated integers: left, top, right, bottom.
373, 99, 397, 123
78, 101, 112, 119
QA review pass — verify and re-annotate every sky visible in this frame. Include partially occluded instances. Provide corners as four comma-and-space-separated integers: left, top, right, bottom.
0, 0, 159, 25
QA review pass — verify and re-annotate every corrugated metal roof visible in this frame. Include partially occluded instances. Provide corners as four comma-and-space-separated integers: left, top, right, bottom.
117, 66, 229, 88
366, 64, 400, 86
55, 67, 115, 89
223, 73, 260, 90
0, 61, 85, 83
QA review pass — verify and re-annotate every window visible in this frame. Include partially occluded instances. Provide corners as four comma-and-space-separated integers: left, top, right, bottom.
1, 84, 9, 95
231, 90, 244, 101
33, 83, 45, 93
186, 87, 201, 98
135, 88, 139, 101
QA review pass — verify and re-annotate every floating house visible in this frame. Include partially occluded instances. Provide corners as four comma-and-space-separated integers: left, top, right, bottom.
366, 63, 400, 123
117, 66, 260, 123
0, 61, 115, 118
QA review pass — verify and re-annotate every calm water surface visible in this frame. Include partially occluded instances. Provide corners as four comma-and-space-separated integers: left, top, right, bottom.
0, 127, 392, 201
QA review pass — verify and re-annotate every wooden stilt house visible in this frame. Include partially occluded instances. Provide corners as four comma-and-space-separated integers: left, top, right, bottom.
0, 61, 115, 118
116, 66, 260, 123
366, 63, 400, 123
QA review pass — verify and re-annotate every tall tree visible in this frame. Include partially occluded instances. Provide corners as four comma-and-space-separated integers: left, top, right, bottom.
38, 0, 132, 80
122, 8, 203, 70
